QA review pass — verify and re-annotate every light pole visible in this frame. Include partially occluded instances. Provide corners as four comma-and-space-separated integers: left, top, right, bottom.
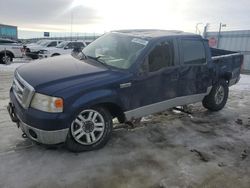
217, 23, 226, 48
70, 10, 73, 41
195, 23, 203, 35
203, 23, 210, 38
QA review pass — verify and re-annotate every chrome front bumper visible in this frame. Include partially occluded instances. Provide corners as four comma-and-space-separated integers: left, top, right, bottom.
19, 121, 69, 145
8, 99, 69, 145
7, 102, 68, 145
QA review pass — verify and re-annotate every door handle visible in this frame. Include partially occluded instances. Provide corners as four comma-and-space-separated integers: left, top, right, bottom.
171, 74, 179, 81
120, 82, 132, 88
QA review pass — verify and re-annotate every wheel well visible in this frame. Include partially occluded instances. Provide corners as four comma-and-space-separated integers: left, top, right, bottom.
221, 72, 232, 83
0, 50, 14, 58
96, 102, 125, 123
52, 53, 60, 57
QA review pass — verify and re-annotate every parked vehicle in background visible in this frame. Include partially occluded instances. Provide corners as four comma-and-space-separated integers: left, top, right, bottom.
0, 38, 23, 64
7, 30, 243, 152
84, 40, 93, 45
39, 41, 86, 58
24, 40, 63, 59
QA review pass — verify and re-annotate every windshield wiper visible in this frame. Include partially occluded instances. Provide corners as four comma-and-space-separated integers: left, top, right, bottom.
86, 55, 107, 67
77, 51, 87, 60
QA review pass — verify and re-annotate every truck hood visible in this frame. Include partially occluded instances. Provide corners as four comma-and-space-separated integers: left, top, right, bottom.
17, 55, 110, 93
26, 44, 43, 51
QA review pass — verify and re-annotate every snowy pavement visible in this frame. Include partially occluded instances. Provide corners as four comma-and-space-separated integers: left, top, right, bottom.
0, 60, 250, 188
0, 58, 30, 72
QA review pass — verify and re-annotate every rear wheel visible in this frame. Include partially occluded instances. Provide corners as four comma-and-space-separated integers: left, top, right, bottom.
202, 80, 229, 111
66, 107, 112, 152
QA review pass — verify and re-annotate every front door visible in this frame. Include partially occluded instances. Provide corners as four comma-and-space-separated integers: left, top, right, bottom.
125, 39, 180, 119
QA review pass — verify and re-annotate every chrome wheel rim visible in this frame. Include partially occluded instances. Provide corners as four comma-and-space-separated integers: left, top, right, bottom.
71, 109, 105, 145
215, 86, 225, 105
2, 55, 11, 64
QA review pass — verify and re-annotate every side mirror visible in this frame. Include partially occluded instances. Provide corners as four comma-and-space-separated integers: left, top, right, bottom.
137, 69, 148, 77
64, 46, 69, 49
138, 58, 149, 75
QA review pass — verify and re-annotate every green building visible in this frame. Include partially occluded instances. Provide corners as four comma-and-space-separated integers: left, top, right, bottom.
0, 24, 18, 40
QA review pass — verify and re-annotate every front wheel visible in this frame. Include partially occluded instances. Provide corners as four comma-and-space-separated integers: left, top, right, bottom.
0, 54, 12, 64
202, 80, 229, 111
66, 107, 113, 152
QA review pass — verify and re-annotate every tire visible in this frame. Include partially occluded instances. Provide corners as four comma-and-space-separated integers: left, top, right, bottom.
202, 80, 229, 111
0, 54, 3, 64
0, 54, 12, 64
66, 106, 113, 152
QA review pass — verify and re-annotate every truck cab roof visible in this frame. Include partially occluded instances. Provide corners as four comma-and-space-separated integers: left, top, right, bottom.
112, 29, 201, 40
0, 38, 18, 44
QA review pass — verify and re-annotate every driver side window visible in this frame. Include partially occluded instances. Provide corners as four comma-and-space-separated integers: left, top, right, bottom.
48, 41, 57, 47
66, 42, 73, 49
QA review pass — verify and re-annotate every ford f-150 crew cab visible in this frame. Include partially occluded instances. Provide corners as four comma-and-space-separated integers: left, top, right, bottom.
7, 30, 243, 152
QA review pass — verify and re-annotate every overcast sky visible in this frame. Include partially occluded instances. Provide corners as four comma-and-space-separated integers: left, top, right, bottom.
1, 0, 250, 38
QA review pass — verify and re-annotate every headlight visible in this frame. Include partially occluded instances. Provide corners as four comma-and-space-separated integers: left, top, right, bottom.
31, 93, 63, 113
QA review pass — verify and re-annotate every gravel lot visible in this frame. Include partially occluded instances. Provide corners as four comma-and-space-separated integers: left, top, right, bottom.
0, 61, 250, 188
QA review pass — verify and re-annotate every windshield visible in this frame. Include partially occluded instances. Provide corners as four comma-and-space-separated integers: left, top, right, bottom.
40, 40, 51, 47
56, 41, 68, 48
36, 40, 44, 45
82, 33, 148, 69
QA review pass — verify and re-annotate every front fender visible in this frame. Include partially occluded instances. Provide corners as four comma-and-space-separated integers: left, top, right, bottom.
70, 89, 123, 112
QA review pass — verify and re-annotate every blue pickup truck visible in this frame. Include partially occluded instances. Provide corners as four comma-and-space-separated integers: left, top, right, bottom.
8, 30, 243, 152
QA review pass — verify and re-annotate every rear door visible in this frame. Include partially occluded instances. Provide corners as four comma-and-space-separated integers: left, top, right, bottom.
178, 37, 211, 97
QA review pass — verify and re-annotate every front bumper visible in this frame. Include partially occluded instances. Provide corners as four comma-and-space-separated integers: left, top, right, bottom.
25, 52, 39, 59
7, 102, 69, 145
38, 54, 49, 58
19, 120, 68, 145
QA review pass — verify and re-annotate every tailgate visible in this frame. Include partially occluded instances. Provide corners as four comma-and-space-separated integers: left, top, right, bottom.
211, 48, 243, 86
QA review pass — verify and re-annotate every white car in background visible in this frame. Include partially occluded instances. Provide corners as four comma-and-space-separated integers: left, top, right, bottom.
24, 40, 63, 59
0, 38, 23, 64
39, 41, 86, 58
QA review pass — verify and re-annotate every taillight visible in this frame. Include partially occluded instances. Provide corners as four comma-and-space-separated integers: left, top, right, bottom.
240, 55, 244, 73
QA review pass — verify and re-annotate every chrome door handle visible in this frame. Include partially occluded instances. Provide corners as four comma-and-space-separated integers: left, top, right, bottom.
120, 82, 132, 88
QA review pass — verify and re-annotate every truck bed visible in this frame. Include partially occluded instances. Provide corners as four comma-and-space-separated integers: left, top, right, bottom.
210, 48, 243, 86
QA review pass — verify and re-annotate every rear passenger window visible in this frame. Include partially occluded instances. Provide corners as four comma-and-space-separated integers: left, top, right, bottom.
182, 39, 206, 65
148, 40, 174, 72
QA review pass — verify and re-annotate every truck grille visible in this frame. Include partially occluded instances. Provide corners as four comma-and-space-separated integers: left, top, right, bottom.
12, 71, 35, 109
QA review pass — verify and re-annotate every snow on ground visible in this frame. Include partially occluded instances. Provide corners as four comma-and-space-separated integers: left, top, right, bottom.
0, 62, 25, 72
231, 74, 250, 91
0, 58, 30, 72
0, 61, 250, 188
